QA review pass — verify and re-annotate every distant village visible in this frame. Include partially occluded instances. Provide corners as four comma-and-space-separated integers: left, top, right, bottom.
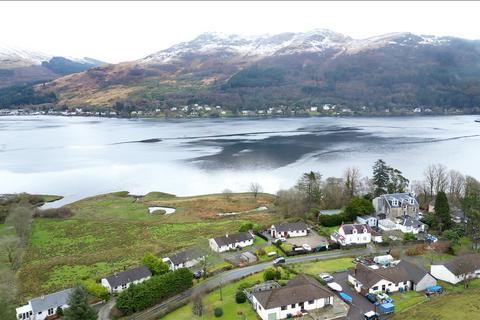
0, 103, 473, 118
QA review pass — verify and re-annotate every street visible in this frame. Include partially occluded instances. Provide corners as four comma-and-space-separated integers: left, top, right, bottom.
130, 246, 378, 320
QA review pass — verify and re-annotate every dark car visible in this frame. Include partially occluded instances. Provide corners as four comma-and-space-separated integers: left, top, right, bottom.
193, 270, 204, 279
366, 293, 377, 303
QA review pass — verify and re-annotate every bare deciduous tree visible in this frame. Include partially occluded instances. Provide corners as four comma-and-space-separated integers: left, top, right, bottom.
222, 189, 233, 201
6, 205, 34, 245
276, 188, 308, 218
448, 170, 465, 206
249, 182, 263, 199
323, 177, 345, 209
343, 167, 361, 198
423, 164, 449, 198
0, 237, 20, 271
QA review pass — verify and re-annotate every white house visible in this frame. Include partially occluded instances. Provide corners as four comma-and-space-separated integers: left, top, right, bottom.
209, 232, 254, 253
356, 215, 378, 228
430, 253, 480, 284
101, 266, 152, 294
394, 215, 426, 234
162, 249, 204, 271
251, 274, 334, 320
270, 222, 309, 239
16, 288, 73, 320
330, 224, 371, 246
348, 260, 436, 295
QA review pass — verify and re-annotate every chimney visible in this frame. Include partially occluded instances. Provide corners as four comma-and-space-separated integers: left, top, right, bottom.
41, 295, 45, 300
226, 234, 229, 238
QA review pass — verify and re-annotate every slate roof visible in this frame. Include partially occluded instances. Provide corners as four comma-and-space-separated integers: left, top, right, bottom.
168, 249, 201, 266
350, 260, 429, 288
212, 232, 254, 247
104, 266, 152, 288
382, 193, 418, 208
440, 253, 480, 276
30, 288, 73, 313
272, 221, 308, 232
253, 274, 333, 309
396, 215, 425, 228
341, 224, 371, 235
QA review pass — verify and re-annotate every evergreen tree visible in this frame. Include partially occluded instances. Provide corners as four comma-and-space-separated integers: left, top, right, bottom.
435, 191, 451, 231
63, 285, 97, 320
387, 168, 409, 193
372, 159, 390, 196
296, 171, 322, 208
142, 252, 169, 275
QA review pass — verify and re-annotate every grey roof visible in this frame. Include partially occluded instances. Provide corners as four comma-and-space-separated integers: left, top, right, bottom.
253, 274, 333, 309
341, 224, 371, 235
30, 288, 73, 313
212, 232, 254, 247
168, 249, 201, 266
382, 193, 418, 208
272, 221, 308, 232
396, 215, 425, 228
105, 266, 152, 288
440, 253, 480, 276
350, 260, 429, 288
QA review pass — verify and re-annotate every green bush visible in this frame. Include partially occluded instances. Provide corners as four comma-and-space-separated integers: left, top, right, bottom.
235, 291, 247, 304
263, 267, 281, 281
82, 279, 109, 301
214, 307, 223, 317
239, 222, 254, 232
116, 268, 193, 314
318, 213, 346, 227
403, 233, 416, 242
142, 252, 169, 275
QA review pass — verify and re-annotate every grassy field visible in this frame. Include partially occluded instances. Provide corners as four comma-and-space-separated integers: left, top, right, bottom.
17, 191, 279, 302
288, 257, 355, 275
391, 279, 480, 319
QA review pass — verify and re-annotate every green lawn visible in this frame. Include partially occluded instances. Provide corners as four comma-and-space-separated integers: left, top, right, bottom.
288, 257, 355, 275
39, 194, 64, 203
391, 279, 480, 319
17, 191, 279, 302
253, 236, 266, 246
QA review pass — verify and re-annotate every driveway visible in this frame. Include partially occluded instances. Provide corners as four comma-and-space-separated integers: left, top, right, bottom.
97, 298, 116, 320
130, 246, 378, 320
286, 230, 328, 247
332, 271, 389, 320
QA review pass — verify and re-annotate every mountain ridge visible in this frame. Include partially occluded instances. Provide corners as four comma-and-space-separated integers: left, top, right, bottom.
2, 29, 480, 111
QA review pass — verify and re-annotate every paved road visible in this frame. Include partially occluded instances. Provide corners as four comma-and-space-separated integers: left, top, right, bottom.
97, 298, 116, 320
130, 246, 378, 320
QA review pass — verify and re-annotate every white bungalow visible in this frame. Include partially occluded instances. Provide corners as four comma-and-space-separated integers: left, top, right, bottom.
270, 222, 309, 239
16, 288, 73, 320
209, 232, 254, 253
101, 266, 152, 294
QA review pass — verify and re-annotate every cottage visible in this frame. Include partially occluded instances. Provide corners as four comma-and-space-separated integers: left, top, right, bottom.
270, 222, 309, 239
251, 274, 334, 320
101, 266, 152, 294
348, 260, 436, 294
330, 224, 371, 246
209, 232, 254, 252
16, 288, 73, 320
395, 215, 426, 234
356, 215, 378, 228
373, 193, 419, 219
430, 253, 480, 284
163, 249, 204, 271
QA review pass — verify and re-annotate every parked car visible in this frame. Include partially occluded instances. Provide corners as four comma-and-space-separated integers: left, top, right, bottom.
364, 311, 380, 320
425, 285, 443, 295
302, 244, 312, 251
274, 237, 287, 243
366, 293, 377, 303
193, 270, 204, 279
339, 292, 353, 303
319, 273, 334, 282
376, 293, 393, 303
379, 302, 395, 314
273, 256, 286, 266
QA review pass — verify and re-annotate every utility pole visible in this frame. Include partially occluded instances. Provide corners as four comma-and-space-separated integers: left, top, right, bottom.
219, 280, 223, 301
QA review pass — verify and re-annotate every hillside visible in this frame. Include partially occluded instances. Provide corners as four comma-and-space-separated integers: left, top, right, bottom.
5, 30, 480, 110
0, 44, 105, 93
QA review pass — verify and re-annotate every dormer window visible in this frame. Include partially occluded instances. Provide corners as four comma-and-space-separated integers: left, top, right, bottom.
409, 199, 414, 205
392, 200, 399, 206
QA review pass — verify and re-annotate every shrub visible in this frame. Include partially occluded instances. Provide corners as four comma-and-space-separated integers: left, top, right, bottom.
433, 240, 451, 254
403, 233, 416, 242
318, 213, 346, 227
192, 296, 203, 316
214, 307, 223, 317
142, 252, 169, 275
256, 248, 266, 256
406, 244, 426, 256
82, 279, 109, 301
56, 307, 64, 317
235, 291, 247, 304
263, 267, 281, 281
344, 197, 375, 221
116, 268, 193, 314
239, 222, 254, 232
34, 207, 73, 218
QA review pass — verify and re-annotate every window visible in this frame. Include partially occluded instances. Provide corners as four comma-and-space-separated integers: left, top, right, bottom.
281, 306, 287, 311
48, 308, 54, 315
291, 303, 296, 308
308, 300, 314, 304
373, 286, 378, 290
122, 284, 127, 289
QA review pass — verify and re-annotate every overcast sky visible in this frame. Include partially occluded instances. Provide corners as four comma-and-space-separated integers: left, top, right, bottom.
1, 1, 479, 63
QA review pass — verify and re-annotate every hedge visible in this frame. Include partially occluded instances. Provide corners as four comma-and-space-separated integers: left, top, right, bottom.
116, 268, 193, 314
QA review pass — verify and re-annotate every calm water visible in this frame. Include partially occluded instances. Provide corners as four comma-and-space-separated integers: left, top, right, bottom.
0, 115, 479, 206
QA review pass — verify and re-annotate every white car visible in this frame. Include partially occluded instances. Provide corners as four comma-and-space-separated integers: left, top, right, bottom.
274, 237, 287, 243
319, 273, 334, 282
302, 244, 312, 251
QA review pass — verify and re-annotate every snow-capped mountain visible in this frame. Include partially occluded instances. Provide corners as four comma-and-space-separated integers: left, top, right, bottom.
0, 44, 105, 88
22, 29, 480, 110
